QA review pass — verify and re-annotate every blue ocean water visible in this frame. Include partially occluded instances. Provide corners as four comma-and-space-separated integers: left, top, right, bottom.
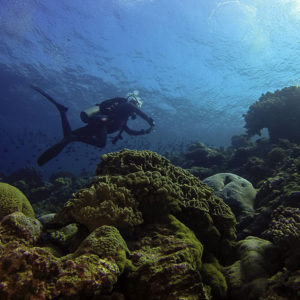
1, 0, 300, 177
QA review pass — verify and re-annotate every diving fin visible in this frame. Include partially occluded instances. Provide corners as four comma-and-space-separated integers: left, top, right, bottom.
31, 85, 68, 113
37, 140, 69, 166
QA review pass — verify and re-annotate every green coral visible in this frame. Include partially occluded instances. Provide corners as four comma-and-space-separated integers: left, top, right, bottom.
169, 214, 203, 270
72, 225, 131, 273
126, 215, 210, 299
56, 179, 143, 232
0, 182, 34, 219
55, 149, 236, 242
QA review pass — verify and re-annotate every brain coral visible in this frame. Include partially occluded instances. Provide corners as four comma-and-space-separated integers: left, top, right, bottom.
55, 149, 236, 241
244, 86, 300, 142
0, 182, 34, 219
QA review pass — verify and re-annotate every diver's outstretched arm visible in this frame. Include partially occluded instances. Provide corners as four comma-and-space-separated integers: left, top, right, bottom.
31, 85, 72, 137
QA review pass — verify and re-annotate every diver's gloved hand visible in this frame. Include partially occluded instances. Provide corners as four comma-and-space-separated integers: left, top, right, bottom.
141, 126, 154, 134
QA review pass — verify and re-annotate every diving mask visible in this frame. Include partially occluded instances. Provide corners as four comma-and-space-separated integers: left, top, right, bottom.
127, 90, 143, 108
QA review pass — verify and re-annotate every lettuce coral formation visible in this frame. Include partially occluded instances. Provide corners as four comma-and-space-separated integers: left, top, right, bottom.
55, 149, 236, 241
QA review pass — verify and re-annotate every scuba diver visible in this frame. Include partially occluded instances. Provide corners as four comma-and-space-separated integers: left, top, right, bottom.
31, 86, 155, 166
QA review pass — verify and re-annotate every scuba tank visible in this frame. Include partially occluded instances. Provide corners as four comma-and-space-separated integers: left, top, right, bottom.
80, 105, 100, 123
80, 97, 130, 123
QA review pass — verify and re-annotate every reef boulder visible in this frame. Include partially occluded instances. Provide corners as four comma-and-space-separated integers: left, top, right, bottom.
203, 173, 256, 221
224, 236, 280, 300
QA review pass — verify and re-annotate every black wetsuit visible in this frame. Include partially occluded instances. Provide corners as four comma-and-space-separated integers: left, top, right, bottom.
66, 100, 154, 147
31, 86, 154, 166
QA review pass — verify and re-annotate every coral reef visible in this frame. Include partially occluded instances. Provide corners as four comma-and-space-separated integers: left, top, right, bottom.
0, 149, 238, 299
244, 86, 300, 142
4, 143, 300, 299
231, 134, 253, 148
58, 177, 143, 232
5, 81, 300, 299
167, 137, 300, 238
45, 222, 88, 253
163, 134, 300, 299
161, 97, 300, 299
